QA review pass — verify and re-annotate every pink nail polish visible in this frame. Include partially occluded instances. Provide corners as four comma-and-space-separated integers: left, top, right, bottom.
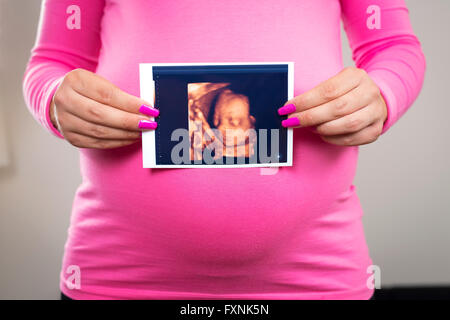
278, 103, 296, 115
138, 120, 157, 130
282, 117, 300, 128
139, 104, 159, 117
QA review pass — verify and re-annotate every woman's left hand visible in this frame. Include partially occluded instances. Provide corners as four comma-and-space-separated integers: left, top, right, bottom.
278, 67, 388, 146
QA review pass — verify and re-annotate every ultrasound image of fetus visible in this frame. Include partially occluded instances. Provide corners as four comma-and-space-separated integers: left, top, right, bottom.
188, 83, 256, 161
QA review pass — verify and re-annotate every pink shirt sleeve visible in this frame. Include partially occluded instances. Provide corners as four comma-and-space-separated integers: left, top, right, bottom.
340, 0, 426, 134
23, 0, 105, 139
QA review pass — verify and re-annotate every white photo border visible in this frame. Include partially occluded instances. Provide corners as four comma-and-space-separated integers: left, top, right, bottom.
139, 62, 294, 169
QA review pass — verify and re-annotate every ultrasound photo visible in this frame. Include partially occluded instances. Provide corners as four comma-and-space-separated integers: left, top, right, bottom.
139, 62, 293, 168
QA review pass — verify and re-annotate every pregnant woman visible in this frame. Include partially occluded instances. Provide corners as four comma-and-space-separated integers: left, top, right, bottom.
23, 0, 425, 300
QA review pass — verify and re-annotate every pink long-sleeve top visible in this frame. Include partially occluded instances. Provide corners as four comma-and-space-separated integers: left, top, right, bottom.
23, 0, 425, 300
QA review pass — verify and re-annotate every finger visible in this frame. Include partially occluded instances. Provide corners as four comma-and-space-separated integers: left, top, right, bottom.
320, 121, 383, 146
68, 69, 154, 115
64, 131, 139, 149
64, 89, 156, 131
61, 111, 141, 140
292, 78, 378, 127
279, 67, 364, 114
316, 103, 380, 136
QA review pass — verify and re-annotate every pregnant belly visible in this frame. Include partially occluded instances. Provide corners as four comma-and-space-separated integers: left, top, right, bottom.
73, 175, 307, 265
145, 179, 310, 264
74, 133, 357, 265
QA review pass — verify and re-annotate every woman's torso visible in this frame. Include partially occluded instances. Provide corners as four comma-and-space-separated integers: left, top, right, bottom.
61, 0, 373, 299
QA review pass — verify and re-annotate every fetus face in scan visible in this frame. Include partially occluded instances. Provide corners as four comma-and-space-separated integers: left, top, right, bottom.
213, 89, 255, 147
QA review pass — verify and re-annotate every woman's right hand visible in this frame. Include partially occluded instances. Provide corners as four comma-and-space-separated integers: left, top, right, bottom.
49, 68, 159, 149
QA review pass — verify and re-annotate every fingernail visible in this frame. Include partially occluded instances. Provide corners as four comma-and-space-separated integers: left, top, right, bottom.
138, 120, 158, 130
139, 104, 159, 117
282, 117, 300, 128
278, 103, 296, 115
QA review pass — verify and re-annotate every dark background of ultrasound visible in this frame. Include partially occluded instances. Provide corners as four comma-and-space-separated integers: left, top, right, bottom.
153, 65, 289, 165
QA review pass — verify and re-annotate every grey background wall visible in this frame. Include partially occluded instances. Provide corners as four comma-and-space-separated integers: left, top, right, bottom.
0, 0, 449, 299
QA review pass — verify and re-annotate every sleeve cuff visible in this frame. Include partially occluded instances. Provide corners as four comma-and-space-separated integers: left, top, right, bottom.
368, 71, 398, 135
43, 78, 65, 139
